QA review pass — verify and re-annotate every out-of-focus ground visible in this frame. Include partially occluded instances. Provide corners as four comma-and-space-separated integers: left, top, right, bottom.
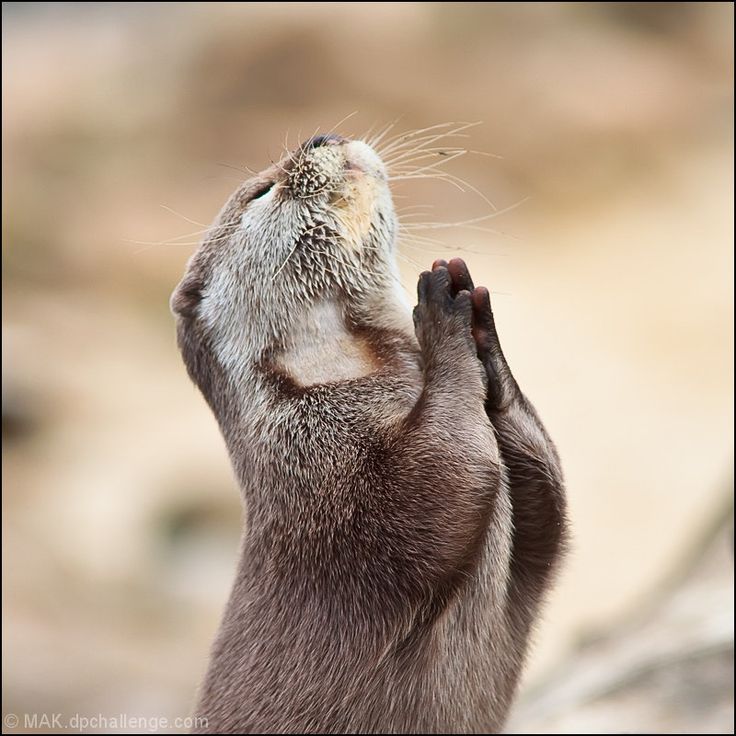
2, 3, 733, 733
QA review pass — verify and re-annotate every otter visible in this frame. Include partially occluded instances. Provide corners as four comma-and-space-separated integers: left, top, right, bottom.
171, 132, 567, 734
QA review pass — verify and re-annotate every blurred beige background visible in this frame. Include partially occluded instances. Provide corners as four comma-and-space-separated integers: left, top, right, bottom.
2, 3, 733, 733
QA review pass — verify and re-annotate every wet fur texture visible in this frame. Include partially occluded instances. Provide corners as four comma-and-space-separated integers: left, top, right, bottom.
171, 135, 567, 733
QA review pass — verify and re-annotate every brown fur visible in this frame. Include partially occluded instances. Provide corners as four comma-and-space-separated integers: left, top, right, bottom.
171, 136, 567, 734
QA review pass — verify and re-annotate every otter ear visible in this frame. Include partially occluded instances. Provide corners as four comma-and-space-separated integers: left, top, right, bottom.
171, 273, 204, 319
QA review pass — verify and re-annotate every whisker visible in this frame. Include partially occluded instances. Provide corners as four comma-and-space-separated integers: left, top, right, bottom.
324, 110, 359, 140
399, 235, 510, 257
365, 118, 402, 149
380, 128, 474, 155
396, 204, 435, 212
126, 220, 243, 250
388, 149, 468, 178
385, 144, 467, 162
430, 169, 498, 211
381, 136, 467, 165
395, 209, 437, 221
384, 147, 468, 169
377, 122, 479, 160
299, 124, 322, 165
128, 232, 234, 250
395, 248, 428, 273
269, 157, 290, 176
399, 197, 530, 231
272, 240, 301, 281
399, 231, 449, 246
389, 173, 467, 193
159, 205, 207, 228
128, 220, 241, 245
376, 121, 477, 157
217, 161, 257, 177
466, 149, 504, 160
358, 244, 422, 298
390, 164, 498, 212
401, 222, 517, 240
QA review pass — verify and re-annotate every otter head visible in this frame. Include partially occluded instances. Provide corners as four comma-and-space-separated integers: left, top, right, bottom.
171, 134, 408, 415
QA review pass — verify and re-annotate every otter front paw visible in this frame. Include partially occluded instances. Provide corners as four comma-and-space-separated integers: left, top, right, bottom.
412, 264, 475, 361
438, 257, 518, 411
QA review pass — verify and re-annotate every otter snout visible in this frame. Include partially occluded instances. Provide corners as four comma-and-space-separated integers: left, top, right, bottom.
288, 137, 387, 199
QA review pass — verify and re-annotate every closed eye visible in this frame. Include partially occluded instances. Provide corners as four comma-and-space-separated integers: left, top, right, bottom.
250, 182, 273, 201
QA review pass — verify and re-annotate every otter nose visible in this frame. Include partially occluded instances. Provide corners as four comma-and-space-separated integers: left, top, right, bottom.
302, 133, 346, 150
